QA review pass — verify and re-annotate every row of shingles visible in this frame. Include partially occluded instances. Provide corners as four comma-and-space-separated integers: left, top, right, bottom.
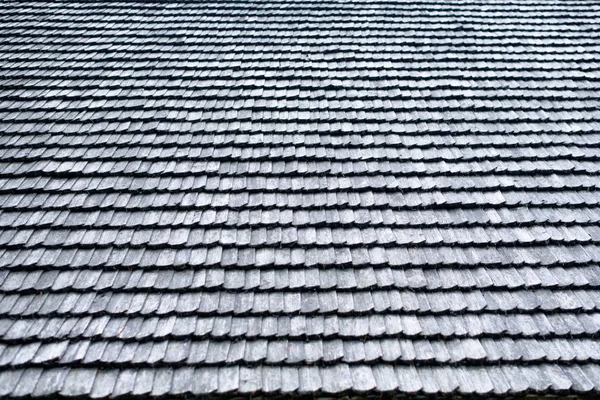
0, 65, 598, 86
22, 106, 598, 119
0, 174, 598, 202
2, 6, 599, 34
0, 145, 597, 163
7, 16, 600, 27
3, 96, 600, 118
3, 85, 598, 106
4, 0, 593, 10
4, 119, 600, 134
3, 142, 597, 181
1, 109, 599, 131
4, 13, 600, 28
22, 21, 593, 31
0, 142, 598, 163
1, 176, 599, 201
2, 62, 598, 76
2, 17, 593, 64
0, 286, 598, 318
3, 182, 599, 207
3, 20, 599, 43
2, 109, 599, 135
4, 40, 600, 56
3, 79, 598, 98
9, 94, 594, 119
2, 132, 600, 149
2, 158, 600, 177
2, 245, 598, 270
3, 206, 600, 229
4, 27, 599, 40
3, 120, 600, 135
1, 167, 599, 199
3, 34, 600, 46
3, 42, 600, 57
2, 337, 600, 368
5, 7, 600, 25
3, 32, 599, 44
2, 189, 600, 216
3, 1, 599, 16
3, 100, 600, 121
6, 80, 596, 97
1, 265, 598, 292
2, 225, 599, 249
3, 40, 597, 62
4, 181, 591, 200
3, 144, 598, 166
2, 84, 599, 100
1, 363, 599, 396
5, 4, 600, 22
2, 117, 594, 137
1, 311, 598, 342
0, 287, 597, 322
3, 41, 600, 56
13, 4, 600, 22
19, 11, 597, 23
3, 49, 600, 62
19, 43, 597, 63
0, 170, 598, 193
2, 0, 598, 10
2, 97, 600, 116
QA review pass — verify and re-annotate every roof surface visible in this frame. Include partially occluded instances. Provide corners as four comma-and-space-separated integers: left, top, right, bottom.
1, 0, 600, 398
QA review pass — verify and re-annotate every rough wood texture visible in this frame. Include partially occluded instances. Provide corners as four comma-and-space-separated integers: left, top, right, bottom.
0, 0, 600, 397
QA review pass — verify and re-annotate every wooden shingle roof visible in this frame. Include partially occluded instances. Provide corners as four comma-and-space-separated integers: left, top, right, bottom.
1, 0, 600, 397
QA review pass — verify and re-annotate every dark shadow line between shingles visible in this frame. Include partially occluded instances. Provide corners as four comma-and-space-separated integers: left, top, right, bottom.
11, 391, 600, 400
2, 169, 600, 180
3, 71, 600, 80
3, 280, 599, 295
2, 91, 600, 103
3, 237, 599, 250
2, 185, 599, 197
3, 140, 600, 152
3, 219, 600, 231
3, 358, 599, 369
2, 307, 599, 320
3, 258, 599, 272
1, 329, 598, 345
3, 155, 600, 165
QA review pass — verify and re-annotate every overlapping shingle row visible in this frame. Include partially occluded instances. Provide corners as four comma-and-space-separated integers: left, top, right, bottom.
1, 0, 600, 397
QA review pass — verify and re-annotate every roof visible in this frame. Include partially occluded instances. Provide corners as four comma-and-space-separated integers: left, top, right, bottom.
1, 0, 600, 398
